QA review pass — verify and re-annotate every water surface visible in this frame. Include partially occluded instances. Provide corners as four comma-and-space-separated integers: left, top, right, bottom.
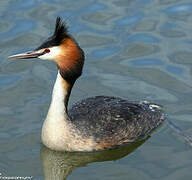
0, 0, 192, 179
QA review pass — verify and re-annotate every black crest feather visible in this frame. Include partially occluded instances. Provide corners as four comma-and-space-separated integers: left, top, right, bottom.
36, 17, 68, 50
53, 17, 68, 42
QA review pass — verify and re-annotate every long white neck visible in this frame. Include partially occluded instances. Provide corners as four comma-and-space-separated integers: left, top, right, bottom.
47, 71, 68, 118
41, 71, 71, 150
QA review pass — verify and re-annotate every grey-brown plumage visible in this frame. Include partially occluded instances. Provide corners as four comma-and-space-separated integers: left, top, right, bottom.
69, 96, 165, 148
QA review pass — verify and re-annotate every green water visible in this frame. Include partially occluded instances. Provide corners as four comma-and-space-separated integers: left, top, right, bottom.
0, 0, 192, 179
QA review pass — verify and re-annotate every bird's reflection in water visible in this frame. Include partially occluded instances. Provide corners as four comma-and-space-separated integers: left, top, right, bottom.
40, 137, 149, 180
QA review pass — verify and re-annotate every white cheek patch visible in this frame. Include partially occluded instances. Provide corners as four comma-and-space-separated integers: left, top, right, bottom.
39, 46, 61, 60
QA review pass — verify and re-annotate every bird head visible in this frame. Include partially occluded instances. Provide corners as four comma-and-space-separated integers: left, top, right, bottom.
9, 17, 84, 83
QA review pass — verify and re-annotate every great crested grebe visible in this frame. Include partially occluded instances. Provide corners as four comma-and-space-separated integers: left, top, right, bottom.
9, 17, 165, 151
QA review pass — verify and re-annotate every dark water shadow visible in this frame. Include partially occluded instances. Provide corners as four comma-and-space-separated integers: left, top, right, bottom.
40, 137, 149, 180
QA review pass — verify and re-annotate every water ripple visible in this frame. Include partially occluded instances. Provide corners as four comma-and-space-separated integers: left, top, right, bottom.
116, 13, 144, 25
127, 34, 160, 43
129, 58, 164, 66
0, 19, 35, 40
166, 65, 184, 75
164, 3, 192, 14
8, 0, 43, 10
91, 46, 120, 59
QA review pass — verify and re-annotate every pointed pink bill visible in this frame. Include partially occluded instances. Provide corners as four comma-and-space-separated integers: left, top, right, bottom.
8, 50, 45, 59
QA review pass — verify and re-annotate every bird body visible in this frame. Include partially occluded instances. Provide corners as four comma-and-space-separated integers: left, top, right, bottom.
9, 17, 165, 151
42, 71, 164, 151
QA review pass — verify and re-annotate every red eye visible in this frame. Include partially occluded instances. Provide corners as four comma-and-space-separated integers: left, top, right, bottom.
45, 49, 50, 53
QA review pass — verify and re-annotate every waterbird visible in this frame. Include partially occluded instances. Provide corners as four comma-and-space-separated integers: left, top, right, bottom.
9, 17, 165, 151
